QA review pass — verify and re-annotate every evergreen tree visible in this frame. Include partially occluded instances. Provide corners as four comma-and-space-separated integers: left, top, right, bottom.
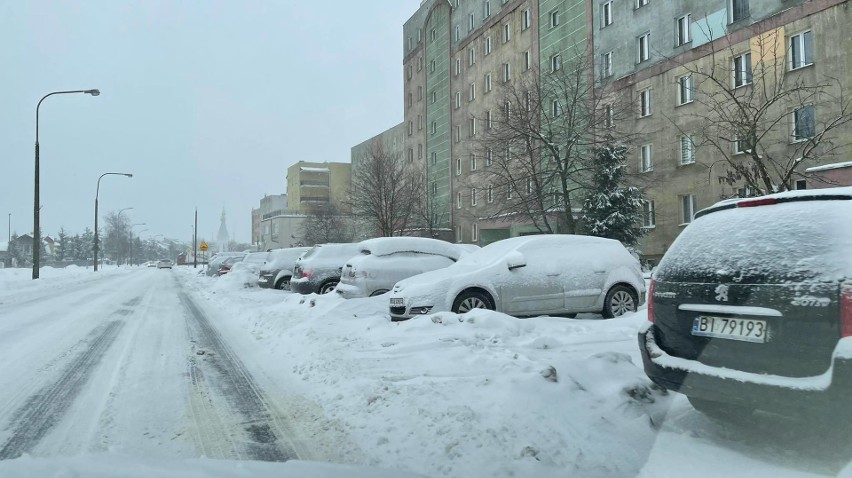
80, 228, 95, 260
582, 143, 646, 247
56, 227, 69, 261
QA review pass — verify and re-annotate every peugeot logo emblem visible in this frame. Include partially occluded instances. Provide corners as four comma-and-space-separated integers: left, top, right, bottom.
714, 284, 729, 302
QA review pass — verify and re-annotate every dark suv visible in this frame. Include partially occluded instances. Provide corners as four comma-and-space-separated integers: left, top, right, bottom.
639, 187, 852, 419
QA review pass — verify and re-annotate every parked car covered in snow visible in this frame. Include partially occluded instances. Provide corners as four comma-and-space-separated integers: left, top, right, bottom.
336, 237, 475, 299
640, 187, 852, 421
222, 252, 268, 284
257, 247, 311, 290
290, 243, 361, 295
388, 235, 644, 321
204, 252, 245, 277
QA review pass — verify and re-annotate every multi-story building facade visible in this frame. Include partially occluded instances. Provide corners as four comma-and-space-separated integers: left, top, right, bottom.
252, 193, 308, 251
285, 161, 352, 215
593, 0, 852, 263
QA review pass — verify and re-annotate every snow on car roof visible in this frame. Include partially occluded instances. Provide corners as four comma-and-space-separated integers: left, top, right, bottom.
704, 186, 852, 212
458, 235, 622, 266
357, 237, 464, 260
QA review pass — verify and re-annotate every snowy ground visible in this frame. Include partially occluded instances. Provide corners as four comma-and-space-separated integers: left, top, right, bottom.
0, 266, 851, 477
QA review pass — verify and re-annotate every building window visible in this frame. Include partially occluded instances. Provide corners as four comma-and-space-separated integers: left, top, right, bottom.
677, 74, 693, 105
417, 56, 423, 71
504, 101, 511, 119
604, 104, 615, 128
455, 225, 462, 243
642, 200, 656, 227
455, 91, 462, 108
636, 0, 650, 7
432, 181, 437, 195
795, 179, 807, 190
431, 121, 437, 134
469, 83, 476, 101
469, 117, 477, 136
484, 0, 491, 18
506, 147, 512, 161
486, 110, 492, 129
485, 36, 492, 55
680, 195, 697, 224
486, 148, 493, 166
502, 63, 511, 82
431, 28, 436, 42
417, 28, 422, 42
550, 10, 559, 28
456, 125, 461, 142
526, 177, 533, 194
472, 223, 479, 242
468, 12, 476, 32
734, 132, 753, 154
407, 65, 412, 81
792, 105, 816, 142
471, 188, 478, 206
503, 22, 511, 43
523, 51, 531, 71
408, 121, 413, 135
455, 58, 461, 76
640, 144, 653, 172
550, 53, 562, 72
431, 151, 437, 164
485, 73, 492, 92
601, 51, 613, 78
469, 47, 476, 66
471, 153, 478, 170
789, 31, 813, 70
487, 184, 494, 202
601, 2, 613, 28
455, 25, 460, 42
456, 157, 462, 175
506, 184, 513, 199
418, 143, 423, 159
522, 9, 531, 30
417, 85, 423, 100
525, 91, 532, 111
679, 134, 696, 165
729, 0, 749, 23
430, 59, 436, 73
733, 52, 752, 87
457, 192, 462, 209
637, 33, 650, 63
639, 89, 652, 117
418, 114, 423, 130
676, 14, 691, 46
407, 93, 412, 108
408, 148, 414, 162
552, 99, 562, 117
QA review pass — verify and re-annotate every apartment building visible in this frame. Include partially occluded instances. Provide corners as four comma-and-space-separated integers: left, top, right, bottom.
285, 161, 352, 215
592, 0, 852, 263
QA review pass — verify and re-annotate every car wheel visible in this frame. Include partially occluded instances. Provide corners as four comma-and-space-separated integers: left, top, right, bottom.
318, 280, 339, 295
452, 290, 494, 314
276, 276, 291, 291
370, 289, 390, 297
688, 396, 754, 422
602, 285, 638, 319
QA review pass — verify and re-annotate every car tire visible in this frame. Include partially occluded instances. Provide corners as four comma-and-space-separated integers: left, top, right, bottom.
602, 285, 638, 319
452, 290, 494, 314
370, 289, 390, 297
318, 279, 339, 295
688, 396, 754, 422
276, 276, 291, 291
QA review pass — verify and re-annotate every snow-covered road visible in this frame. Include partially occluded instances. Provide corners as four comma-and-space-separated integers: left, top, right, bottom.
1, 266, 852, 477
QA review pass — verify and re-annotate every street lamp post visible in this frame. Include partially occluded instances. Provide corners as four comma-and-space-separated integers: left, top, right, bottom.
33, 89, 100, 280
94, 172, 132, 271
129, 223, 146, 267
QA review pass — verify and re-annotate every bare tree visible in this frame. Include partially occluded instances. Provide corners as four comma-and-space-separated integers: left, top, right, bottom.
299, 205, 355, 246
410, 169, 451, 239
103, 211, 132, 264
351, 139, 422, 237
669, 28, 852, 194
473, 45, 635, 234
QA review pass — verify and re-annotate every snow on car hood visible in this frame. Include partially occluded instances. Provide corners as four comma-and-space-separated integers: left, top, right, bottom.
0, 453, 431, 478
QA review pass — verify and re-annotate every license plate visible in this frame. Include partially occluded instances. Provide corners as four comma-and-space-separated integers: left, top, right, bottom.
390, 298, 404, 307
691, 316, 768, 343
258, 277, 268, 283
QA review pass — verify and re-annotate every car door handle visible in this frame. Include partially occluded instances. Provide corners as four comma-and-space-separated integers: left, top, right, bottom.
546, 273, 560, 277
594, 270, 606, 274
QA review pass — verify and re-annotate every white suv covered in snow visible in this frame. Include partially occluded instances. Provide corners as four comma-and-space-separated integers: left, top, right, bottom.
336, 237, 474, 299
388, 235, 645, 321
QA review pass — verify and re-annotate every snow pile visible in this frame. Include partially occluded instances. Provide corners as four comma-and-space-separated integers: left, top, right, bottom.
178, 269, 669, 478
0, 265, 126, 305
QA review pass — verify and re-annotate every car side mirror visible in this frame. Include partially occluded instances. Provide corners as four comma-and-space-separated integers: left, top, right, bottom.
506, 251, 527, 270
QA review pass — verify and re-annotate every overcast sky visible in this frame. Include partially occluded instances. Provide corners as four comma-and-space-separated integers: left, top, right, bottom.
0, 1, 416, 244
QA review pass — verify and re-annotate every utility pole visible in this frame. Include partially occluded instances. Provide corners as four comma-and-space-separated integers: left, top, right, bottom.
193, 208, 198, 268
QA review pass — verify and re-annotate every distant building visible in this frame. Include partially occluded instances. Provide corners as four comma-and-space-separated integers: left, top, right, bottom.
217, 209, 230, 253
286, 162, 352, 215
805, 162, 852, 189
251, 194, 305, 251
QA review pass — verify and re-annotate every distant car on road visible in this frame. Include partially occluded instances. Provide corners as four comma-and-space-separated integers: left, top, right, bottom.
389, 235, 645, 321
157, 259, 173, 269
290, 243, 361, 295
639, 187, 852, 421
336, 237, 473, 299
257, 247, 312, 290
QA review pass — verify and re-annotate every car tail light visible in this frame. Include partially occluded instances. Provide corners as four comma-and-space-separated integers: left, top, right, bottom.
647, 279, 655, 323
301, 270, 312, 279
737, 197, 777, 208
841, 284, 852, 337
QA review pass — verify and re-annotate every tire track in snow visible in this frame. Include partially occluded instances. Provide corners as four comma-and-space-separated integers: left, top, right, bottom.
0, 320, 124, 460
178, 288, 300, 462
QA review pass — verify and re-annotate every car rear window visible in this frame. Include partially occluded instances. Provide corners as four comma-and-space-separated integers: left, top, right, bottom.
656, 199, 852, 283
